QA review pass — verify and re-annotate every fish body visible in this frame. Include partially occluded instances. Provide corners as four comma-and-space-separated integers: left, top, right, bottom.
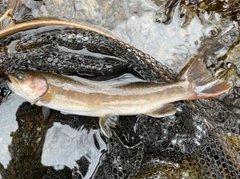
7, 71, 187, 115
7, 55, 231, 137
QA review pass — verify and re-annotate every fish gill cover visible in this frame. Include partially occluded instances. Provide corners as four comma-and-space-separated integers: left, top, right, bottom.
0, 0, 240, 179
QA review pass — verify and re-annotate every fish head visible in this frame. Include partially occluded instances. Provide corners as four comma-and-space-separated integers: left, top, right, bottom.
7, 71, 48, 101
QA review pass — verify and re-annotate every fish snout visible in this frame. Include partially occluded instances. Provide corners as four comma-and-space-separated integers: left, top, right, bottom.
7, 74, 16, 84
6, 75, 12, 83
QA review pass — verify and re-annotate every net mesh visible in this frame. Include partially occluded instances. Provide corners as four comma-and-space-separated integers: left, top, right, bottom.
0, 1, 239, 178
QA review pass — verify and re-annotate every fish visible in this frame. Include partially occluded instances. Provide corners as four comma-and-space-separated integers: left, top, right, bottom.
7, 55, 231, 137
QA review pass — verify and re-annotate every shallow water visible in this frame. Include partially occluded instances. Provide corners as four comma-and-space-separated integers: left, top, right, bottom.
0, 0, 240, 178
0, 94, 25, 167
42, 122, 106, 178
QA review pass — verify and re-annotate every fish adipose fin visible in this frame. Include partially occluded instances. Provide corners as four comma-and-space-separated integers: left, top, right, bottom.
145, 104, 176, 118
99, 115, 118, 138
182, 54, 231, 99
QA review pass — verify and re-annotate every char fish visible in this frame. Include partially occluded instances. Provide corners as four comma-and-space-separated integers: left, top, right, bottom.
7, 55, 231, 137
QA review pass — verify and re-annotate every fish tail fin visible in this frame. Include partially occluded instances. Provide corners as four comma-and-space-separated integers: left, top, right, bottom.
182, 54, 231, 99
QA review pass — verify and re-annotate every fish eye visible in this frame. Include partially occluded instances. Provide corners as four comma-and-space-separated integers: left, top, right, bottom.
15, 72, 26, 81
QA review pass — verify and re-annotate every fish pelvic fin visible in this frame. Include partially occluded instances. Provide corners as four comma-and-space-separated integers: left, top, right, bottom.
99, 115, 118, 138
182, 54, 231, 99
145, 104, 176, 118
42, 107, 51, 120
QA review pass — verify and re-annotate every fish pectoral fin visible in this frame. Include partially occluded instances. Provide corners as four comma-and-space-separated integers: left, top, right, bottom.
99, 115, 118, 138
145, 104, 176, 118
32, 93, 53, 105
42, 107, 51, 120
39, 92, 53, 104
31, 97, 40, 105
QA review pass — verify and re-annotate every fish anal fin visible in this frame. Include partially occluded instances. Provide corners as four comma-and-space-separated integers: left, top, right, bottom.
145, 104, 176, 118
99, 115, 118, 138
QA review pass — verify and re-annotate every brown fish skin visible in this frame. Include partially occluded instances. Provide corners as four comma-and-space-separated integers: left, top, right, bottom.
7, 55, 231, 137
7, 72, 191, 117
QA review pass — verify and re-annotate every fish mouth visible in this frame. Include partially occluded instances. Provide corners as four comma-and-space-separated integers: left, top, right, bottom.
6, 74, 18, 92
7, 76, 12, 83
7, 74, 16, 83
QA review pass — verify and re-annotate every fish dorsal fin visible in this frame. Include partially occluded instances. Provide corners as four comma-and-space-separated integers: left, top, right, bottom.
65, 73, 146, 87
145, 104, 176, 118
